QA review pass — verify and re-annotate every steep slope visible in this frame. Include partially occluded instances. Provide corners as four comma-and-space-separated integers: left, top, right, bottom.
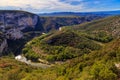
0, 10, 44, 55
71, 15, 120, 38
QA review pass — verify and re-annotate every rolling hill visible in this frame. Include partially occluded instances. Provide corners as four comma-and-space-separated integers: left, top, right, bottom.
18, 15, 120, 80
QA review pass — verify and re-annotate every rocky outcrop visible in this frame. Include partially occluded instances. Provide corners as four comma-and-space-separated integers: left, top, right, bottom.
0, 10, 43, 40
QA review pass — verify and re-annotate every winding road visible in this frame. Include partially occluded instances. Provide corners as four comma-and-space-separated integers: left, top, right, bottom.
15, 55, 52, 68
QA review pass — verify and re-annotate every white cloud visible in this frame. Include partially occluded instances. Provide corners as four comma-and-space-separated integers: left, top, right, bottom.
60, 0, 83, 3
0, 0, 85, 13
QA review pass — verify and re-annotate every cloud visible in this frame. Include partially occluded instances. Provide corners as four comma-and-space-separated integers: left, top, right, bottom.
59, 0, 83, 3
0, 0, 119, 13
0, 0, 85, 13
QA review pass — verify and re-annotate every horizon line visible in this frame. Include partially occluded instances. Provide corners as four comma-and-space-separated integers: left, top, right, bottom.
0, 9, 120, 14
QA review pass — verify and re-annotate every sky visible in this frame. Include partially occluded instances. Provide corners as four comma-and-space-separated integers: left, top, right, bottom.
0, 0, 120, 13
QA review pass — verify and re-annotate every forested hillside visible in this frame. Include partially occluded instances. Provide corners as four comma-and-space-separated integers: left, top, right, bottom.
0, 13, 120, 80
0, 15, 118, 80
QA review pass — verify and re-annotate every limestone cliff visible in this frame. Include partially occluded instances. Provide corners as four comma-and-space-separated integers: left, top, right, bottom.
0, 10, 43, 54
0, 10, 43, 40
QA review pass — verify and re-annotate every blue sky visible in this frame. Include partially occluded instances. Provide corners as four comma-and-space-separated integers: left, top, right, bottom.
0, 0, 120, 13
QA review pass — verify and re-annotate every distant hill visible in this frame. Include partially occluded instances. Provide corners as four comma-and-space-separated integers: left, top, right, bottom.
40, 16, 103, 32
39, 10, 120, 17
93, 10, 120, 15
38, 11, 120, 32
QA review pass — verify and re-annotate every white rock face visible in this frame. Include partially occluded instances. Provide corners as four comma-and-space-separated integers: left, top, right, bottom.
0, 11, 39, 40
